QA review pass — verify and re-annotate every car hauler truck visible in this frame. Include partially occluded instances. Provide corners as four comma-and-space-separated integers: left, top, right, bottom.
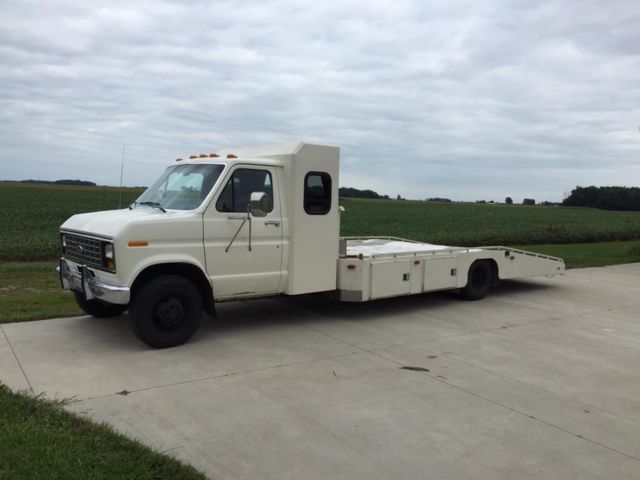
59, 143, 565, 348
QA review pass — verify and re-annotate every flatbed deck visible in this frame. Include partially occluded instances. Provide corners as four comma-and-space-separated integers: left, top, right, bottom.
337, 237, 565, 302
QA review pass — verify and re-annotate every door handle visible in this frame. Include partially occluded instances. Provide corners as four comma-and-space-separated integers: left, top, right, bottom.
265, 220, 280, 227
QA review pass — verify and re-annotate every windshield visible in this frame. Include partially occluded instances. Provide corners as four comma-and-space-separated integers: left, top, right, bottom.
135, 163, 224, 211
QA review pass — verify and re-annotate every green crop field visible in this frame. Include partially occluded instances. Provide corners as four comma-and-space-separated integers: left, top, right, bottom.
2, 182, 640, 261
0, 183, 144, 261
340, 198, 640, 246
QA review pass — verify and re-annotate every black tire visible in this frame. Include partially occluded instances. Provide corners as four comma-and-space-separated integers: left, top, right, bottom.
73, 290, 128, 318
461, 260, 493, 300
129, 275, 203, 348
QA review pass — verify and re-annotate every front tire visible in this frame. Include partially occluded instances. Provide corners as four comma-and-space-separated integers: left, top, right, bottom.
129, 275, 203, 348
461, 260, 493, 300
73, 291, 128, 317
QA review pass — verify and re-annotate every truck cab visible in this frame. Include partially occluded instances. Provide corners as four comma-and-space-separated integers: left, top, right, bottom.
59, 143, 341, 348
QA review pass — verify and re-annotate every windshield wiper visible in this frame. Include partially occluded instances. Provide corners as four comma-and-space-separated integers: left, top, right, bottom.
132, 201, 166, 213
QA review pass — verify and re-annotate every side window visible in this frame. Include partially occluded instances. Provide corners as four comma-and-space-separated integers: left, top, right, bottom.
216, 168, 274, 213
304, 172, 331, 215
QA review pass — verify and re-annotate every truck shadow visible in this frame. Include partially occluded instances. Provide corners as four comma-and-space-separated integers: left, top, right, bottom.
78, 279, 562, 349
204, 279, 560, 335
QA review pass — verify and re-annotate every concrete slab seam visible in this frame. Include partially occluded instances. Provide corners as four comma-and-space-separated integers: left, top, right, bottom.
73, 350, 364, 404
435, 353, 640, 429
1, 324, 34, 394
369, 348, 640, 465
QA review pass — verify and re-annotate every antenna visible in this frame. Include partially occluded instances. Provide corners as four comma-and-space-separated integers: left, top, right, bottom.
118, 144, 126, 208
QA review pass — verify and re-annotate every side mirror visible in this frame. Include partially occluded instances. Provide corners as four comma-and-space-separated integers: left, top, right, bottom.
249, 192, 268, 217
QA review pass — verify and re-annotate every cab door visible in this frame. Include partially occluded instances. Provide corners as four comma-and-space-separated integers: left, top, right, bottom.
203, 165, 283, 299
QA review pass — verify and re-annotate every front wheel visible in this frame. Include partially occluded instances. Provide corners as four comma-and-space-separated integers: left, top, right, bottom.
73, 291, 128, 317
461, 260, 493, 300
129, 275, 203, 348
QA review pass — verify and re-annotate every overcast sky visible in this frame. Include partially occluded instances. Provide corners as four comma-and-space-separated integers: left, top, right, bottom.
1, 0, 639, 202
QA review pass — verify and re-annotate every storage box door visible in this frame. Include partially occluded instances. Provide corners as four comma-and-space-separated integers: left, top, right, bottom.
423, 257, 458, 292
370, 260, 412, 299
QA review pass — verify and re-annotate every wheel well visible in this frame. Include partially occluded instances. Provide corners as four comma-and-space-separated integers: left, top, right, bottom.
482, 258, 499, 287
131, 263, 216, 317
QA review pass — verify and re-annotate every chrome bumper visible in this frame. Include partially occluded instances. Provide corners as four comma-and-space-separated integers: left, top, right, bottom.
57, 257, 130, 305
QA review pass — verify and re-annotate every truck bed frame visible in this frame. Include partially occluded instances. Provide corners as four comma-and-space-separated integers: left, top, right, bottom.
337, 237, 565, 302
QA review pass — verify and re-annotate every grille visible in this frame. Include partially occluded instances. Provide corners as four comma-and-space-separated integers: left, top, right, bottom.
64, 233, 103, 268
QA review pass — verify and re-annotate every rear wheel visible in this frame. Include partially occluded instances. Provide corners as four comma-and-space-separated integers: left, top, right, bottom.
461, 260, 493, 300
129, 275, 203, 348
73, 291, 128, 317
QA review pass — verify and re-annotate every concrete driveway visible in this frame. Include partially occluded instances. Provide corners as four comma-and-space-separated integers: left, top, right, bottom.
1, 263, 639, 480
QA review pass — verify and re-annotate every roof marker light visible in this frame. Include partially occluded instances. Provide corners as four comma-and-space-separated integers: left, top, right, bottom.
189, 154, 198, 159
199, 154, 208, 158
227, 154, 237, 159
176, 158, 183, 162
209, 153, 220, 157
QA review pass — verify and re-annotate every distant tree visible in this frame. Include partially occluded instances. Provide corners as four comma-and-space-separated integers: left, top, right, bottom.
523, 198, 536, 206
476, 200, 486, 204
396, 194, 403, 200
339, 187, 384, 199
425, 197, 452, 203
505, 196, 513, 205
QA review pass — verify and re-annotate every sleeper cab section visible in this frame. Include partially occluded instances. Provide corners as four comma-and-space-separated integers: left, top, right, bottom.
337, 254, 459, 302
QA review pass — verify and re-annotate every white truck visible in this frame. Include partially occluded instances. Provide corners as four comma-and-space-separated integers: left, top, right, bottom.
59, 142, 565, 348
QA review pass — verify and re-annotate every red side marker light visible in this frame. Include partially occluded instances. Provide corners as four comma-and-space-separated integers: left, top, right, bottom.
414, 260, 420, 265
347, 264, 357, 270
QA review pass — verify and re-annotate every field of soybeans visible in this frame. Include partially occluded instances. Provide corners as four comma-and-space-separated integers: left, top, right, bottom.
1, 182, 640, 261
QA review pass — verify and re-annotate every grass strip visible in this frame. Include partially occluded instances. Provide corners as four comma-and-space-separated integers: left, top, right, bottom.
0, 262, 81, 323
1, 240, 639, 325
0, 383, 206, 480
520, 240, 640, 269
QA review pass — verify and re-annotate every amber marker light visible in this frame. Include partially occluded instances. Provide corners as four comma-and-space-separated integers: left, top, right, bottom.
209, 153, 220, 157
189, 154, 198, 159
199, 154, 208, 158
176, 158, 183, 162
128, 241, 149, 247
227, 154, 237, 158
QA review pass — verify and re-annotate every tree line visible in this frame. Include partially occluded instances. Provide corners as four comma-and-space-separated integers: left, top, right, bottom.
562, 186, 640, 211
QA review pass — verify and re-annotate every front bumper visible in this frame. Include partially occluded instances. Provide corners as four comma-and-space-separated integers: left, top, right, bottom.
58, 257, 130, 305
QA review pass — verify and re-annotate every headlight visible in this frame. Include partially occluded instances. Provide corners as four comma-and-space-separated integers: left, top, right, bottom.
102, 242, 116, 272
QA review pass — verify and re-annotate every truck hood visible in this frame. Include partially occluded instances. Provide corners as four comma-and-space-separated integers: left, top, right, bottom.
60, 208, 196, 238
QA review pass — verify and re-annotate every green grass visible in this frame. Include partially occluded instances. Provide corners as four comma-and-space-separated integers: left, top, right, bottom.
0, 183, 143, 261
0, 262, 81, 323
340, 198, 640, 246
0, 383, 206, 480
521, 241, 640, 269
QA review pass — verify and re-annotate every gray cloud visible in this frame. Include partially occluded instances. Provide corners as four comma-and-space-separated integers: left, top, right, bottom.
1, 0, 639, 201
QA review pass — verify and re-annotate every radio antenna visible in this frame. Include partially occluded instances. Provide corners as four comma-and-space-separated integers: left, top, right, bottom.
118, 144, 126, 208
